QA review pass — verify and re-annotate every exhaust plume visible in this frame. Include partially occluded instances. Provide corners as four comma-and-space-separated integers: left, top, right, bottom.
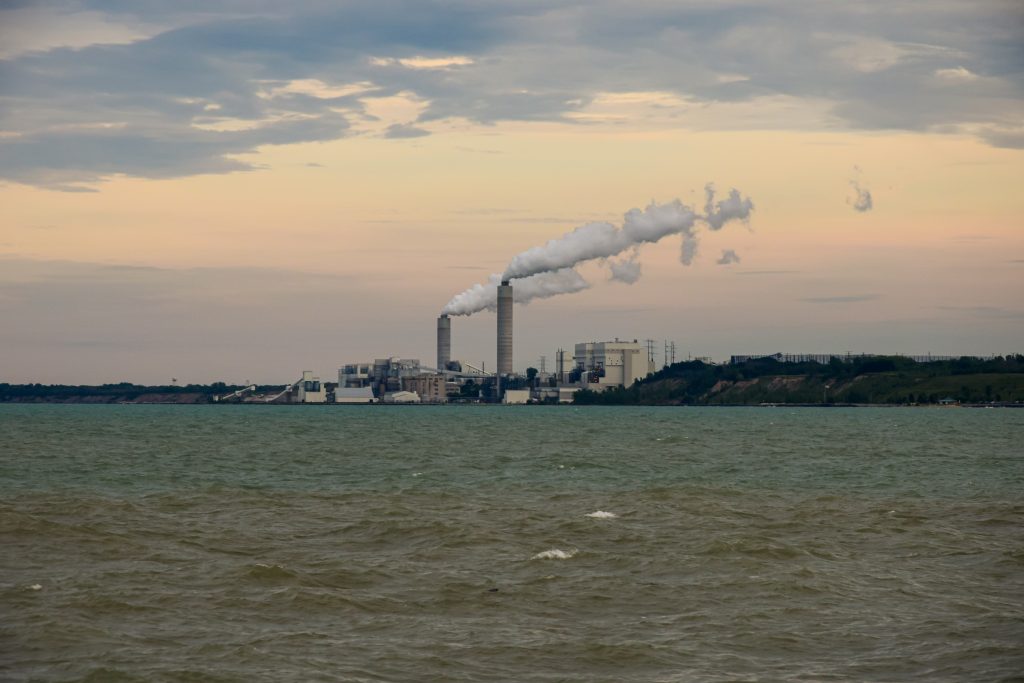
502, 199, 699, 281
608, 252, 642, 283
444, 186, 753, 315
442, 268, 589, 316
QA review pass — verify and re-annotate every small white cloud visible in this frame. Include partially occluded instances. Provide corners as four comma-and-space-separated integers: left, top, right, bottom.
371, 55, 473, 70
934, 66, 979, 83
258, 79, 378, 100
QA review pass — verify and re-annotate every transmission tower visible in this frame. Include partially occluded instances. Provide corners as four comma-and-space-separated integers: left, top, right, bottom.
645, 339, 656, 364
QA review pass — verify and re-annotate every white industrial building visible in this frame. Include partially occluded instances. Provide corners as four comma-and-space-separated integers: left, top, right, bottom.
502, 389, 531, 404
334, 387, 375, 403
383, 391, 421, 404
296, 370, 327, 403
573, 340, 654, 390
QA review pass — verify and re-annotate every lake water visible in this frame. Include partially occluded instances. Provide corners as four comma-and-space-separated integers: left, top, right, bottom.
2, 405, 1022, 681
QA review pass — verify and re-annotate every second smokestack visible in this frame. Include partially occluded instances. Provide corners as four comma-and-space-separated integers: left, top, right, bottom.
437, 314, 451, 370
497, 280, 513, 375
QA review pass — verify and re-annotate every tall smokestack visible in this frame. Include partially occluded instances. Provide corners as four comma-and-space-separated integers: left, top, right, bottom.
496, 280, 513, 375
437, 314, 451, 370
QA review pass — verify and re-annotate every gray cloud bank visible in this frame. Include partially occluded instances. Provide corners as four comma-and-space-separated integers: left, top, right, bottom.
1, 1, 1022, 189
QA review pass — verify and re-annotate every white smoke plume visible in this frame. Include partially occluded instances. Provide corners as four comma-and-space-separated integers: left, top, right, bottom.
444, 186, 753, 315
442, 268, 589, 316
608, 251, 642, 284
717, 249, 741, 265
502, 199, 699, 281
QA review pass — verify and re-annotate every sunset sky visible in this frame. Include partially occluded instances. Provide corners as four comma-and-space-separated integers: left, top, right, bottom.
1, 1, 1022, 384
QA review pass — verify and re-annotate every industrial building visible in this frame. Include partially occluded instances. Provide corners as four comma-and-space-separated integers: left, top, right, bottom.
275, 280, 658, 406
402, 374, 448, 403
334, 387, 375, 403
573, 340, 655, 390
296, 370, 326, 403
339, 357, 425, 396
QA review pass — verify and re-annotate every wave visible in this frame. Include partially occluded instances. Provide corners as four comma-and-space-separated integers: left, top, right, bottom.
531, 548, 577, 560
585, 511, 618, 519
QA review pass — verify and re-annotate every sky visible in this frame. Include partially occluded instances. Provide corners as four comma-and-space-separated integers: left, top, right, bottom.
1, 0, 1022, 385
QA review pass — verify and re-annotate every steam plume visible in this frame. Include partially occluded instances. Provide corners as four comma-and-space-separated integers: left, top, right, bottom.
443, 186, 753, 315
502, 199, 700, 280
442, 268, 589, 316
608, 252, 642, 284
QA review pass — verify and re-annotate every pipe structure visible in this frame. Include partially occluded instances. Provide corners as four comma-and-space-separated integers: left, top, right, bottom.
496, 280, 513, 375
437, 314, 451, 370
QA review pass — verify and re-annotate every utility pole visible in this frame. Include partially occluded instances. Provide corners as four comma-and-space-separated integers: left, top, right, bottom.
645, 339, 656, 364
670, 341, 677, 366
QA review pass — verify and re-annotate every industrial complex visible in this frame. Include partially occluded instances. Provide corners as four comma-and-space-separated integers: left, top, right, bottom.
214, 278, 994, 406
219, 279, 662, 405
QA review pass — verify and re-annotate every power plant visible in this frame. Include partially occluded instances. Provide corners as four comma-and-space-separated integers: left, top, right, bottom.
496, 280, 513, 376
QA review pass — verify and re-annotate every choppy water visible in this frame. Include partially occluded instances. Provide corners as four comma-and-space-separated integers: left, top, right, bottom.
2, 405, 1022, 682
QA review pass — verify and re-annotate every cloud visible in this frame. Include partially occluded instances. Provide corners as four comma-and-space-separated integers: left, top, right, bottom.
849, 181, 873, 212
716, 249, 741, 265
802, 294, 879, 304
384, 123, 431, 139
979, 127, 1024, 149
848, 167, 873, 212
1, 1, 1022, 188
934, 66, 979, 83
608, 253, 642, 284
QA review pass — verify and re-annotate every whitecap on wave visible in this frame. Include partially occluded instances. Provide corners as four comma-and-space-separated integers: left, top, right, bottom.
585, 510, 617, 519
531, 548, 577, 560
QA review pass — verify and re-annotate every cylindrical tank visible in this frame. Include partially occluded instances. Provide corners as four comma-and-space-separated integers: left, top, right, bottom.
497, 280, 513, 375
437, 315, 451, 370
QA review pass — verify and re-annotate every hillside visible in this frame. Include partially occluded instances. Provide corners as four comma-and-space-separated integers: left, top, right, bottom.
573, 355, 1024, 406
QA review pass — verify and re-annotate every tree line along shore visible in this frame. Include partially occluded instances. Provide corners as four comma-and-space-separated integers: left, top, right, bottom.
572, 354, 1024, 406
2, 355, 1023, 406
